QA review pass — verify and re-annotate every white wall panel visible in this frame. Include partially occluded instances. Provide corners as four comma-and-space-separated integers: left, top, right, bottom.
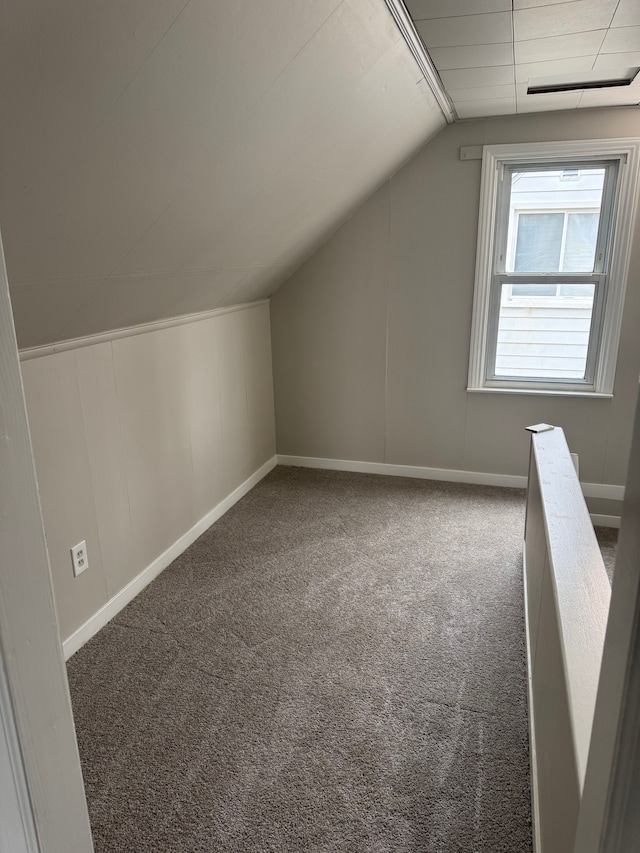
21, 303, 276, 642
75, 342, 135, 601
216, 310, 255, 496
21, 352, 108, 637
112, 324, 197, 573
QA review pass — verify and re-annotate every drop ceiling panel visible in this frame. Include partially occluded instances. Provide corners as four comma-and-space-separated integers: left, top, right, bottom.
456, 97, 517, 118
514, 56, 599, 83
440, 65, 515, 90
428, 43, 513, 70
513, 0, 577, 7
514, 1, 617, 42
612, 0, 640, 29
601, 26, 640, 54
515, 31, 608, 64
416, 12, 512, 47
448, 84, 517, 102
515, 90, 582, 113
407, 0, 511, 17
592, 51, 640, 71
580, 81, 640, 107
404, 0, 640, 119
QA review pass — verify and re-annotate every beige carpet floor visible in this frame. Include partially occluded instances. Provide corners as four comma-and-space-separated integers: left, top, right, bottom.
67, 467, 533, 852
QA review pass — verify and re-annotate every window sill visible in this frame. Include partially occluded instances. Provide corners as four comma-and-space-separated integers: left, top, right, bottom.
467, 386, 613, 399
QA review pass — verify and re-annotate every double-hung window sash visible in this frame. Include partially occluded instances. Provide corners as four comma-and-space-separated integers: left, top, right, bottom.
484, 160, 618, 387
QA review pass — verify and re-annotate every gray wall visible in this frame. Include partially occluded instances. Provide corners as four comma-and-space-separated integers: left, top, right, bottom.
20, 302, 275, 642
271, 107, 640, 487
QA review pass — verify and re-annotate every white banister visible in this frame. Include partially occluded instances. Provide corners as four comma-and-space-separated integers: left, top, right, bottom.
524, 424, 611, 853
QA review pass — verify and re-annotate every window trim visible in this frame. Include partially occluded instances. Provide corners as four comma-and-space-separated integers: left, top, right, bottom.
468, 138, 640, 396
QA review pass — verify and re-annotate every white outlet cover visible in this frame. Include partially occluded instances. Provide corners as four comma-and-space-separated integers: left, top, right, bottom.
71, 540, 89, 577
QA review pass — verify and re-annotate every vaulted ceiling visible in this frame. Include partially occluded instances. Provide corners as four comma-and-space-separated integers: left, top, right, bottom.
2, 1, 639, 349
1, 0, 445, 348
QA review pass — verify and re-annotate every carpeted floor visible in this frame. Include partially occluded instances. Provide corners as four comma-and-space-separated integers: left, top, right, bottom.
594, 526, 618, 583
67, 467, 533, 852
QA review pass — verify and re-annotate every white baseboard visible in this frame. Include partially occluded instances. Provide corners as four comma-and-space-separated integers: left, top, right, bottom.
581, 482, 625, 501
277, 454, 529, 488
590, 513, 622, 529
63, 455, 277, 659
276, 454, 625, 501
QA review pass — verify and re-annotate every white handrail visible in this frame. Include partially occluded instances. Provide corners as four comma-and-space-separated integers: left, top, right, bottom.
524, 424, 611, 853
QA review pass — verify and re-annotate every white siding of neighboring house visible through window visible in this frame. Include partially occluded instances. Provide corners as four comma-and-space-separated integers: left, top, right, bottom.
497, 169, 603, 379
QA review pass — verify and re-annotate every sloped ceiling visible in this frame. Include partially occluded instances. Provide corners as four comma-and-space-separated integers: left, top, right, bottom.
0, 0, 445, 349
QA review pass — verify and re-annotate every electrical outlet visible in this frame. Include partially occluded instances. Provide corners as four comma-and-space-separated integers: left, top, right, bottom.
71, 540, 89, 577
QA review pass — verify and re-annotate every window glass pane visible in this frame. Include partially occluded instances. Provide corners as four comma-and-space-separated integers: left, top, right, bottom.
495, 283, 595, 379
514, 213, 563, 272
512, 283, 557, 297
506, 167, 606, 273
562, 212, 600, 271
559, 283, 596, 298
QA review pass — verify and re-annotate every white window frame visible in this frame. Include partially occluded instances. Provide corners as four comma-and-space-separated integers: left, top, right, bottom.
468, 139, 640, 397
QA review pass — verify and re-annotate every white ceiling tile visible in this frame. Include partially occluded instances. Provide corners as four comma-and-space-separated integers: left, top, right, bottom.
429, 43, 513, 70
449, 83, 517, 101
515, 56, 598, 83
600, 26, 640, 55
612, 0, 640, 28
406, 0, 511, 20
440, 65, 515, 89
579, 88, 640, 107
416, 12, 512, 47
516, 90, 582, 113
514, 1, 617, 42
455, 97, 517, 118
514, 0, 574, 7
592, 52, 640, 73
515, 30, 607, 64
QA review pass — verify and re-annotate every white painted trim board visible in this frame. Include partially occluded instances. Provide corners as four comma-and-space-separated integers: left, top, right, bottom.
522, 546, 543, 853
63, 455, 277, 659
19, 300, 268, 361
383, 0, 455, 123
276, 454, 625, 503
590, 514, 622, 529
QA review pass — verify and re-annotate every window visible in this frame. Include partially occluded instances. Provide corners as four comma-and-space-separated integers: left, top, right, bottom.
468, 140, 640, 395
